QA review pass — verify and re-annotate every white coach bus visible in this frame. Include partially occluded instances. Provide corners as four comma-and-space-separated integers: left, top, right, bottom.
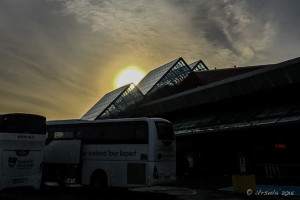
42, 118, 176, 188
0, 113, 46, 191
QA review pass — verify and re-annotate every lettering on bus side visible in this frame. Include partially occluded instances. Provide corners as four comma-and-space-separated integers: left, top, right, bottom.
82, 151, 108, 157
120, 150, 136, 157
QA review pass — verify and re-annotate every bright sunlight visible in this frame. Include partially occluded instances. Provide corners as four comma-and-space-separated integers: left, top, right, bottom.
115, 68, 145, 88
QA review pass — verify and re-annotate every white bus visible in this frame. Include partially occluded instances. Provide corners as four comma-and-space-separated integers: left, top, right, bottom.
42, 118, 176, 188
0, 113, 46, 191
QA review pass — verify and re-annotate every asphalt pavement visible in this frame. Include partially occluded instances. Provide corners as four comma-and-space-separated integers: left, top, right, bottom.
1, 175, 300, 200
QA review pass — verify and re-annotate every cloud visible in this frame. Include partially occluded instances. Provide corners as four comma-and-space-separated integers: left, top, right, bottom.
169, 0, 279, 66
54, 0, 212, 69
56, 0, 281, 67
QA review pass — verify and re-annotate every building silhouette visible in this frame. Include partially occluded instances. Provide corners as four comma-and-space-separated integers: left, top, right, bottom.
82, 56, 300, 185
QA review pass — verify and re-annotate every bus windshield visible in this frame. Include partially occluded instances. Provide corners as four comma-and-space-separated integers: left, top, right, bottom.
0, 114, 46, 134
155, 121, 174, 141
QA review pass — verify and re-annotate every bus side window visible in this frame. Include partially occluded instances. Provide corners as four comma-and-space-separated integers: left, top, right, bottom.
155, 122, 174, 141
135, 124, 148, 143
104, 123, 135, 141
76, 125, 104, 140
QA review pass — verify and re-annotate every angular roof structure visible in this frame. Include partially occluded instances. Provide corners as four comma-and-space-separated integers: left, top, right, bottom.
139, 57, 300, 118
81, 83, 143, 120
81, 85, 129, 120
137, 57, 192, 95
81, 57, 196, 120
188, 60, 209, 71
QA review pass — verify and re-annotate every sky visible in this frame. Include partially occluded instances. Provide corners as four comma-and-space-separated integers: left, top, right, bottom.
0, 0, 299, 120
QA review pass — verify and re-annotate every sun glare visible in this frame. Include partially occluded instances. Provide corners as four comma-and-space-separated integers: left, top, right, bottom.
116, 68, 145, 88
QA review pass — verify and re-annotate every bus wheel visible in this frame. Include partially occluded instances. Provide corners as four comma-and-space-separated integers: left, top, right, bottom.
91, 170, 108, 189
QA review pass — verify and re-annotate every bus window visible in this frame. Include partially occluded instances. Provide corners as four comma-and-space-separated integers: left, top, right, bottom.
104, 123, 136, 141
135, 123, 148, 143
76, 124, 104, 140
76, 122, 148, 144
155, 121, 174, 141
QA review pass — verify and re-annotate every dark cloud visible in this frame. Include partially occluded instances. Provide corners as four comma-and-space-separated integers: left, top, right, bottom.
167, 0, 300, 65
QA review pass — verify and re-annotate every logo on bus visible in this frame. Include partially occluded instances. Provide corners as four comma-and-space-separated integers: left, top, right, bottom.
8, 157, 34, 169
8, 157, 18, 168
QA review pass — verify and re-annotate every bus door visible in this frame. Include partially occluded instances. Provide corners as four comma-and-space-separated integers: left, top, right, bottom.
43, 127, 81, 183
43, 140, 81, 164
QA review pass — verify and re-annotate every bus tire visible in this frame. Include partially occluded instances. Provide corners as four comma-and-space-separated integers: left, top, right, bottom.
90, 170, 108, 189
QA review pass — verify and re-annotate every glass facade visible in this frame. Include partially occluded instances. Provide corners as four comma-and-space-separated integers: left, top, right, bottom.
83, 57, 208, 120
81, 84, 143, 120
97, 84, 143, 119
189, 60, 209, 71
148, 59, 192, 95
137, 58, 181, 95
81, 85, 129, 120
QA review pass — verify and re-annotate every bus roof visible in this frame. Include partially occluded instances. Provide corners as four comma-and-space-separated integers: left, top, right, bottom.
46, 117, 171, 126
0, 113, 45, 117
0, 113, 46, 121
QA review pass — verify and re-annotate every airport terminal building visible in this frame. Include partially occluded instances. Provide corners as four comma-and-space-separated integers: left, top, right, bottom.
82, 56, 300, 185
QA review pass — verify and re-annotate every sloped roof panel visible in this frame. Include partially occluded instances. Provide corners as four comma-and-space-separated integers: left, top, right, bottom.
98, 84, 144, 119
81, 85, 129, 120
189, 60, 209, 71
189, 61, 199, 70
137, 58, 181, 95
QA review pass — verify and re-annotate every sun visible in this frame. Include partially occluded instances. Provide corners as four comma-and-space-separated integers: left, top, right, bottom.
115, 68, 145, 88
